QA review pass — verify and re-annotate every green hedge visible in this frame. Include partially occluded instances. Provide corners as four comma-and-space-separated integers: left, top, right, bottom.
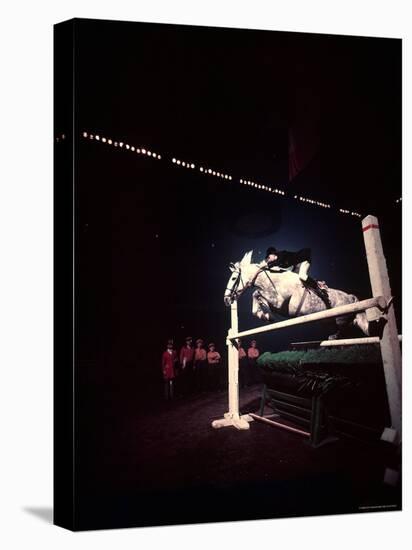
256, 345, 382, 395
257, 345, 381, 368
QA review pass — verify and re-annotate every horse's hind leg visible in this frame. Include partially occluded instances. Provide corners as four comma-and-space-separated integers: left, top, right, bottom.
328, 315, 352, 340
329, 312, 369, 339
354, 312, 369, 336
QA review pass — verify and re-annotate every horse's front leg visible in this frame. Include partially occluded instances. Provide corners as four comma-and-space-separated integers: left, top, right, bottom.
252, 291, 271, 321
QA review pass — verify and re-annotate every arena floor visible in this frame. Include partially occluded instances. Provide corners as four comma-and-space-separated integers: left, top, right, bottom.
76, 376, 401, 530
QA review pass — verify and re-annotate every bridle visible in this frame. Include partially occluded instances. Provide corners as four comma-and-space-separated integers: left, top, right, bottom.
225, 269, 246, 303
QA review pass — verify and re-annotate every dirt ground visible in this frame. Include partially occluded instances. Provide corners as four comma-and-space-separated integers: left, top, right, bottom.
75, 374, 401, 530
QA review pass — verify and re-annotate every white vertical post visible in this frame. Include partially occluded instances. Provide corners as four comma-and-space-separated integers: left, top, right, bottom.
227, 301, 240, 418
362, 215, 402, 443
212, 299, 251, 429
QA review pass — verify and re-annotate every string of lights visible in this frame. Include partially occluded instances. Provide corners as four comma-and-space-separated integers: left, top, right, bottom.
339, 208, 362, 218
82, 131, 162, 159
78, 131, 400, 219
240, 179, 285, 196
172, 157, 233, 181
295, 194, 331, 210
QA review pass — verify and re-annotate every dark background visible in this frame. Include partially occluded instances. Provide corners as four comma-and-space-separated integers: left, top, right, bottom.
73, 19, 402, 392
55, 18, 403, 531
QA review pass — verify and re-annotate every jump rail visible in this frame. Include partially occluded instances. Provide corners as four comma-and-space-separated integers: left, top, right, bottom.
228, 296, 386, 341
290, 335, 402, 349
212, 215, 402, 444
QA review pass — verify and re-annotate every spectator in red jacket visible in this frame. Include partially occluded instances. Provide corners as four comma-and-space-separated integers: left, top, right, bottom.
161, 339, 178, 400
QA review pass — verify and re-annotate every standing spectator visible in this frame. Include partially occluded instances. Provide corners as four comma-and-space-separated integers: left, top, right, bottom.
161, 339, 178, 400
194, 338, 207, 392
247, 339, 261, 384
207, 343, 221, 391
238, 338, 248, 388
179, 336, 194, 396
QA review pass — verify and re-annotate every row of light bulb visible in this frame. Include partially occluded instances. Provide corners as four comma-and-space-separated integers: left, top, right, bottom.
294, 195, 331, 209
172, 158, 196, 169
171, 158, 232, 180
199, 166, 232, 180
82, 131, 162, 159
82, 130, 374, 219
339, 208, 362, 218
239, 179, 285, 195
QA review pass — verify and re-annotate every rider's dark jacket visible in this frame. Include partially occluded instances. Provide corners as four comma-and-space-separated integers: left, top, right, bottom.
267, 248, 311, 270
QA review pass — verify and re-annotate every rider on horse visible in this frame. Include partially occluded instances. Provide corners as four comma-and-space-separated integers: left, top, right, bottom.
262, 246, 331, 308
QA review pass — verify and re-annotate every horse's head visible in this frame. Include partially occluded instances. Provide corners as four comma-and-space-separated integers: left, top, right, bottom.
224, 250, 258, 306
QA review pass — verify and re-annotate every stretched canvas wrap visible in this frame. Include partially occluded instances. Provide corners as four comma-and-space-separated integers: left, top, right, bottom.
54, 18, 402, 531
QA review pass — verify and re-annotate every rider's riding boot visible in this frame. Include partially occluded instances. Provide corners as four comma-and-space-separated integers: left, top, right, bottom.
305, 276, 332, 309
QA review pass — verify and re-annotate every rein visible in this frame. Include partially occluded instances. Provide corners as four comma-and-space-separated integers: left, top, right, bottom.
251, 265, 291, 316
225, 270, 246, 302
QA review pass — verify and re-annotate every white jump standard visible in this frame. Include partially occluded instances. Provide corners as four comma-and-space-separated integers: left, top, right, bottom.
212, 215, 402, 445
362, 215, 402, 443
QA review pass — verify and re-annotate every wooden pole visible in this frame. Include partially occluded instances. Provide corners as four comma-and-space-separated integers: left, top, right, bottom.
248, 413, 310, 437
228, 301, 240, 418
230, 296, 386, 340
362, 215, 402, 443
291, 335, 402, 348
212, 300, 252, 429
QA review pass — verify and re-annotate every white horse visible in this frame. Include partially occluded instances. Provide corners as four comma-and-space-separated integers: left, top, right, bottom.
223, 251, 369, 339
